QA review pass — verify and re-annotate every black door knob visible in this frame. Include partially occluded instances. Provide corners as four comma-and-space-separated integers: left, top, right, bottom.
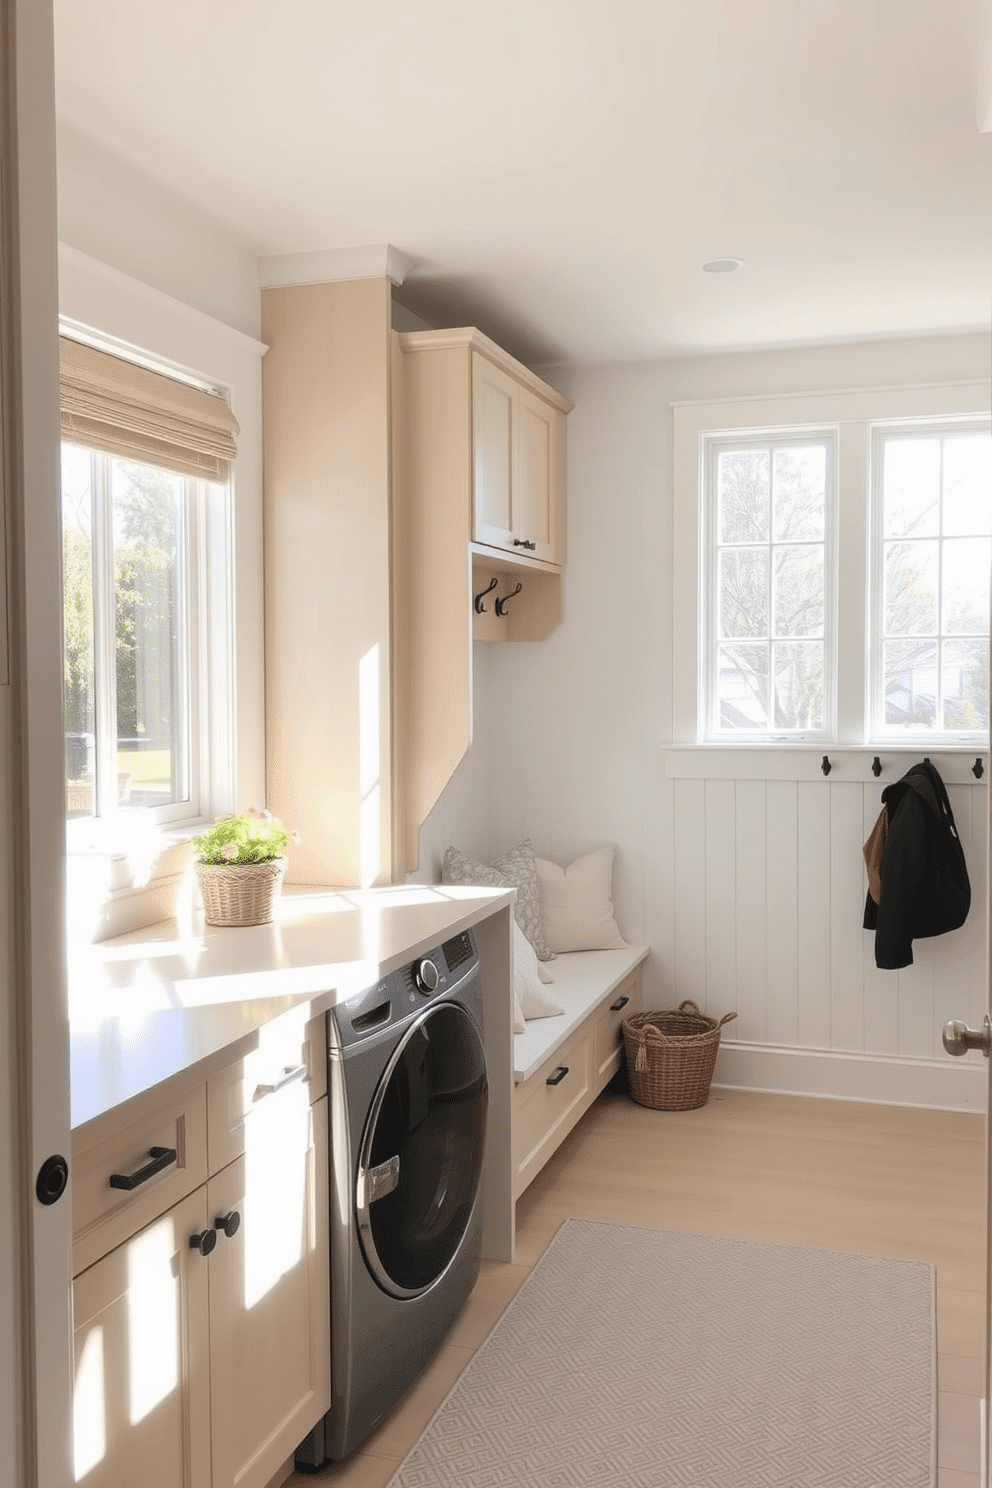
189, 1228, 217, 1257
36, 1154, 69, 1206
215, 1210, 241, 1238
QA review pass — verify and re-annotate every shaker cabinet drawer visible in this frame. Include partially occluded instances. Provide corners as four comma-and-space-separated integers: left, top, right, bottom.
512, 1028, 591, 1201
207, 1012, 325, 1174
72, 1086, 208, 1276
594, 968, 643, 1086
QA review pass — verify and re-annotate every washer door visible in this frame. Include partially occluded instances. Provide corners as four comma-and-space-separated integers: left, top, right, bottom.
356, 1000, 488, 1298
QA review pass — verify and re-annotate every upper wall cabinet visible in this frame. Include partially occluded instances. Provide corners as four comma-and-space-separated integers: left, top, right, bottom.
472, 350, 567, 567
400, 328, 571, 575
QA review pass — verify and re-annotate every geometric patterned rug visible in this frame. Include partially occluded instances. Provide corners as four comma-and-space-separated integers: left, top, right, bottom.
386, 1219, 935, 1487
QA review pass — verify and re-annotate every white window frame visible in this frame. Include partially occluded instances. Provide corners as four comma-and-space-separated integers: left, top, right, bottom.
868, 415, 992, 746
672, 381, 992, 756
702, 426, 837, 744
58, 244, 265, 866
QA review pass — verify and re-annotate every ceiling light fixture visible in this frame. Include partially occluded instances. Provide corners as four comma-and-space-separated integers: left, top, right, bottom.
701, 257, 744, 274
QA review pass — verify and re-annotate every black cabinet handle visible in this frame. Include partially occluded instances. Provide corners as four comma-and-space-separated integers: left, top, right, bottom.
189, 1228, 217, 1257
512, 538, 537, 550
109, 1145, 177, 1191
215, 1210, 241, 1239
546, 1066, 569, 1086
610, 994, 630, 1012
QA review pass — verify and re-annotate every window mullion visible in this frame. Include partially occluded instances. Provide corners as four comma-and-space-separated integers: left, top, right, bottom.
91, 453, 118, 818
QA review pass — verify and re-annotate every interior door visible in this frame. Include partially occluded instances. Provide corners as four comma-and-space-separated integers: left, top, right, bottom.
1, 3, 74, 1485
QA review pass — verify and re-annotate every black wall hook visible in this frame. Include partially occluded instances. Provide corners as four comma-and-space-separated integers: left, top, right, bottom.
474, 576, 498, 614
494, 582, 522, 617
871, 756, 882, 777
821, 754, 831, 776
973, 756, 985, 779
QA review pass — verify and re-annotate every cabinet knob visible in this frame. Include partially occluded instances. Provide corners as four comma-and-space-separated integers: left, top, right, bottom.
189, 1228, 217, 1257
215, 1210, 241, 1239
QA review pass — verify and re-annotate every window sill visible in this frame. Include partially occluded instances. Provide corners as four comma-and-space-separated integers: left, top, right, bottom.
66, 818, 207, 943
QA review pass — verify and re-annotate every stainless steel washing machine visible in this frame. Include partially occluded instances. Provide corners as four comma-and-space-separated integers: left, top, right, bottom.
295, 927, 488, 1469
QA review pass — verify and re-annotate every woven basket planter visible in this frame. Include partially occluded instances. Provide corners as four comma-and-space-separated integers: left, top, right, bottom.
623, 1000, 737, 1111
195, 856, 287, 928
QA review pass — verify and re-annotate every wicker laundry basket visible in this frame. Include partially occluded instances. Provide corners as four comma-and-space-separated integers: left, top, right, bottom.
623, 1000, 737, 1111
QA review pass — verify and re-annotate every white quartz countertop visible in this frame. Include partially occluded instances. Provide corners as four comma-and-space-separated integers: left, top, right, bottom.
70, 883, 513, 1132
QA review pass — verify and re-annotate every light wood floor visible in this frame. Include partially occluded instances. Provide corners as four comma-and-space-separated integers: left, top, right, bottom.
282, 1087, 986, 1488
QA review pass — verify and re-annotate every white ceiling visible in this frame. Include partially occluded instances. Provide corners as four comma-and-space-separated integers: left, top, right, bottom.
53, 0, 992, 367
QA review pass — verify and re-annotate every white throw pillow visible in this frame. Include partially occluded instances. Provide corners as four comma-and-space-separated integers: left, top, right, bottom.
513, 920, 563, 1022
536, 845, 628, 953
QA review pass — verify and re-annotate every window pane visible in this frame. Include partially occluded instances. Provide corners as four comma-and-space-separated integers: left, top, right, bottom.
717, 643, 768, 730
883, 639, 938, 729
718, 548, 768, 638
773, 642, 823, 730
773, 546, 824, 637
112, 460, 188, 809
772, 446, 825, 541
942, 537, 991, 636
943, 434, 992, 537
882, 438, 940, 538
943, 639, 990, 731
884, 540, 938, 636
62, 444, 96, 819
718, 449, 769, 543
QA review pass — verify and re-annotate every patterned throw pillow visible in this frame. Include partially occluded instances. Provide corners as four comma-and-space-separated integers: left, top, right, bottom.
441, 839, 556, 961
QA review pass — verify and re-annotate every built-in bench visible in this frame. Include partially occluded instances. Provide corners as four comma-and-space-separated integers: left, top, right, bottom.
511, 944, 649, 1200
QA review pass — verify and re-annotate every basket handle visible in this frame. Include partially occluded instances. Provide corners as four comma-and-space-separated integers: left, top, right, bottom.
678, 1000, 737, 1030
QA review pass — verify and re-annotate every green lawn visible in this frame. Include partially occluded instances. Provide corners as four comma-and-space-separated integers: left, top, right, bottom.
117, 747, 172, 787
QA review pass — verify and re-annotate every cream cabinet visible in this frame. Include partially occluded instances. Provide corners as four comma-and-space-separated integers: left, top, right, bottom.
472, 350, 566, 567
71, 1038, 330, 1488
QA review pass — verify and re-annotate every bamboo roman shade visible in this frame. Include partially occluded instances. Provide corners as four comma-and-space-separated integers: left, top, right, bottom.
59, 337, 240, 481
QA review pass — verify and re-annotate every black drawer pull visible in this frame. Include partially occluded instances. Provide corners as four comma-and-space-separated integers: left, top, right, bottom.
512, 538, 537, 550
610, 994, 630, 1012
109, 1146, 177, 1191
546, 1066, 569, 1087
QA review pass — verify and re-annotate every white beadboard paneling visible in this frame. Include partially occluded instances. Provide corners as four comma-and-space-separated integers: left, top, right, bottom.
673, 780, 707, 1008
898, 940, 936, 1060
765, 781, 799, 1047
829, 783, 866, 1052
704, 780, 737, 1026
735, 780, 767, 1044
863, 786, 900, 1056
796, 781, 833, 1049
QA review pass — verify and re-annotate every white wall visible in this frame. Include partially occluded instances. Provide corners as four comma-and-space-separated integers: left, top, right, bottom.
56, 125, 262, 338
479, 332, 992, 1110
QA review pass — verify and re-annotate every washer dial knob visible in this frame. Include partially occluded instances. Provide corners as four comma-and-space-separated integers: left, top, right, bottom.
414, 957, 440, 993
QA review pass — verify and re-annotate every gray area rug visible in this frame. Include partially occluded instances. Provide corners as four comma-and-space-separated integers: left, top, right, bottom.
387, 1219, 935, 1487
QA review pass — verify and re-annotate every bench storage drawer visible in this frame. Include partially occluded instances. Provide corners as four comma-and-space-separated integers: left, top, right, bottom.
512, 1027, 591, 1200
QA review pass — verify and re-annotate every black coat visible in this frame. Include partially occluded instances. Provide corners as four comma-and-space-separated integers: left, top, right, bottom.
863, 760, 971, 971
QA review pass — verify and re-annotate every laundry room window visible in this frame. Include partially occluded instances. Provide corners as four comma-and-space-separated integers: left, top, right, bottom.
59, 334, 239, 829
870, 421, 992, 741
702, 430, 836, 741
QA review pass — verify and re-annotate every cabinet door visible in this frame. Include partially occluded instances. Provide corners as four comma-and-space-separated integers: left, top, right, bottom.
207, 1092, 330, 1488
472, 352, 516, 550
72, 1188, 211, 1488
516, 387, 564, 565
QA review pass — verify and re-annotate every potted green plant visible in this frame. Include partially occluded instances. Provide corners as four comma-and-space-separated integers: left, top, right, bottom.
190, 808, 297, 927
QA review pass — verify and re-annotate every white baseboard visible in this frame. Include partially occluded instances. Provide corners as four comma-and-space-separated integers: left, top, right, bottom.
712, 1040, 987, 1113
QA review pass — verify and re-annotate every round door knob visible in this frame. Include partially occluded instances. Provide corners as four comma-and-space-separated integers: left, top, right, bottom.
942, 1014, 992, 1058
189, 1228, 217, 1257
415, 958, 439, 993
215, 1210, 241, 1238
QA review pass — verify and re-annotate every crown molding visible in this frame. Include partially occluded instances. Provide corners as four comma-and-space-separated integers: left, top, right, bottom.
258, 243, 414, 289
